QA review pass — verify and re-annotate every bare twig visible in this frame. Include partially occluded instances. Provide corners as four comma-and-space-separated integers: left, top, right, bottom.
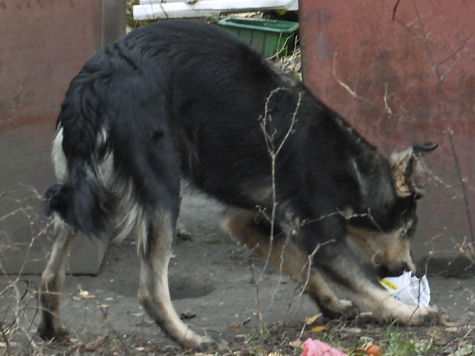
392, 0, 401, 20
258, 87, 302, 282
332, 51, 376, 108
0, 184, 56, 354
13, 281, 39, 353
384, 83, 393, 115
297, 241, 333, 297
0, 322, 10, 354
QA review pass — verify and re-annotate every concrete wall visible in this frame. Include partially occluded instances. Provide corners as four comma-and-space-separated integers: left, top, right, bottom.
299, 0, 474, 275
0, 0, 126, 274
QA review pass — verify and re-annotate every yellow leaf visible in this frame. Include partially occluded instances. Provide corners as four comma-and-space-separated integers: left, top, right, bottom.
305, 313, 322, 325
311, 325, 330, 333
289, 340, 303, 349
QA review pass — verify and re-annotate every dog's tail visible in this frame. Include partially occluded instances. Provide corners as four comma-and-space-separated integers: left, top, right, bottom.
45, 171, 111, 237
45, 70, 113, 237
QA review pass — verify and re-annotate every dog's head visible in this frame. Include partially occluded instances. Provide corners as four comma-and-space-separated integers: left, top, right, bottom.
347, 142, 437, 277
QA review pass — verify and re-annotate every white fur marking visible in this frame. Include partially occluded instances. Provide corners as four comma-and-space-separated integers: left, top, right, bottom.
95, 153, 145, 244
351, 158, 367, 198
52, 127, 67, 181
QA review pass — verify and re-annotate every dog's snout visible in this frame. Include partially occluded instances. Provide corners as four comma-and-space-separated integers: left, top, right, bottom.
403, 258, 417, 273
397, 259, 417, 275
377, 260, 416, 278
401, 261, 410, 272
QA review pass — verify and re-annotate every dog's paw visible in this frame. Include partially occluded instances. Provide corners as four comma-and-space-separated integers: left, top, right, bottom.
353, 312, 383, 325
37, 320, 69, 341
384, 303, 440, 326
408, 305, 440, 326
320, 299, 360, 320
190, 336, 227, 353
339, 299, 360, 319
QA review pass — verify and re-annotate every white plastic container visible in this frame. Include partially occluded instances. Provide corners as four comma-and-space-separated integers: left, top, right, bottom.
133, 0, 299, 20
380, 271, 430, 307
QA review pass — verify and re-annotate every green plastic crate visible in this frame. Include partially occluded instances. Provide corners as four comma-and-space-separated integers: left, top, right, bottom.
218, 17, 299, 58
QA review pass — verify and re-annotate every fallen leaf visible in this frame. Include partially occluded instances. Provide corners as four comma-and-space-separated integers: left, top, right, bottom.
80, 336, 107, 352
289, 339, 303, 349
441, 320, 457, 327
78, 289, 95, 299
305, 313, 322, 325
229, 323, 240, 329
342, 327, 362, 334
311, 325, 330, 333
445, 327, 459, 333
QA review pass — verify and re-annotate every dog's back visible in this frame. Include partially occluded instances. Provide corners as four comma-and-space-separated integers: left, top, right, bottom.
46, 20, 317, 239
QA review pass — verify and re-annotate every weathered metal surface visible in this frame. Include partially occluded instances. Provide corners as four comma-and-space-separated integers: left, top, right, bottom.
299, 0, 474, 273
0, 0, 125, 274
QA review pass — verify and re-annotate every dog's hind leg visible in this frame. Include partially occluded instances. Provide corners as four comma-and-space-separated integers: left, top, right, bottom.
221, 210, 359, 319
137, 208, 214, 349
38, 217, 74, 340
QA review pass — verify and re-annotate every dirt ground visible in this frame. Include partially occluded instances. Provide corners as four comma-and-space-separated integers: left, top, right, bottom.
1, 187, 474, 355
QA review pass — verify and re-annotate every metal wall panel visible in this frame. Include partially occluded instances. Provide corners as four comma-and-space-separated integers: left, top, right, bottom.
299, 0, 474, 273
0, 0, 125, 274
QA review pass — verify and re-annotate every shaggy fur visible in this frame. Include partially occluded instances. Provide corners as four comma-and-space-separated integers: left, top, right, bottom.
38, 20, 438, 349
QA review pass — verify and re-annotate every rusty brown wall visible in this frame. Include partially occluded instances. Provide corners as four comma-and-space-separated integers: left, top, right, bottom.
299, 0, 474, 273
0, 0, 102, 129
0, 0, 125, 274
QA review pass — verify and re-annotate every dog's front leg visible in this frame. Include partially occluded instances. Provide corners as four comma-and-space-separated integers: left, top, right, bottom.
38, 217, 73, 340
137, 213, 214, 350
222, 210, 359, 319
320, 249, 439, 325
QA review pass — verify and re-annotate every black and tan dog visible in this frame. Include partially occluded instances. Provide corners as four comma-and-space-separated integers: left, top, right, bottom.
39, 20, 439, 349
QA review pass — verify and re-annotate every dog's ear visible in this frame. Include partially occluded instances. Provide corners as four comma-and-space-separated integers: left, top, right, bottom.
390, 142, 438, 198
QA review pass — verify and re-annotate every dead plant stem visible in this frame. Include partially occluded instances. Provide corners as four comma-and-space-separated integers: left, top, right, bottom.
259, 88, 302, 283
